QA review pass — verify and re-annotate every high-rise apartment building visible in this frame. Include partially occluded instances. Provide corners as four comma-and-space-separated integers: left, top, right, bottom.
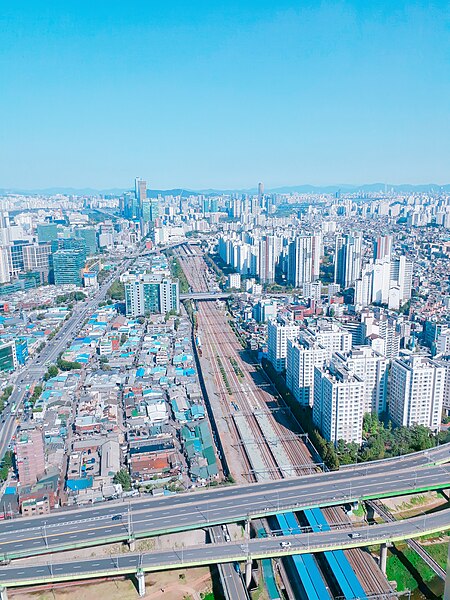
285, 321, 351, 407
333, 346, 388, 414
122, 273, 179, 317
390, 255, 413, 302
313, 360, 365, 445
373, 235, 392, 260
435, 355, 450, 417
307, 319, 352, 354
267, 318, 299, 372
287, 234, 321, 287
334, 233, 362, 288
0, 246, 10, 284
258, 235, 276, 284
389, 353, 444, 432
286, 337, 329, 407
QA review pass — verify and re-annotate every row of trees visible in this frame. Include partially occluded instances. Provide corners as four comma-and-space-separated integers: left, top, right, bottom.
0, 386, 13, 414
57, 357, 82, 371
56, 291, 86, 304
0, 451, 13, 482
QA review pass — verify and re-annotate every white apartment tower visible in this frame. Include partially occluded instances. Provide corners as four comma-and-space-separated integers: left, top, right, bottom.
313, 361, 365, 445
334, 346, 389, 414
334, 233, 363, 288
287, 234, 322, 287
285, 320, 351, 407
286, 337, 329, 406
389, 353, 444, 432
267, 318, 299, 373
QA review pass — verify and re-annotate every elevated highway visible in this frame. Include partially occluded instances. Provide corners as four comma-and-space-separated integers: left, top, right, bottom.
367, 499, 446, 580
1, 509, 449, 588
1, 450, 450, 560
180, 292, 232, 300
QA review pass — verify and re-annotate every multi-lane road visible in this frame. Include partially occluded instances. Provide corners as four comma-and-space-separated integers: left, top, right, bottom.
1, 448, 450, 559
1, 507, 449, 587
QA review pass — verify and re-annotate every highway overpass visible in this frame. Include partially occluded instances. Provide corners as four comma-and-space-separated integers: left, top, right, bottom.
180, 292, 232, 300
1, 452, 450, 560
0, 509, 449, 589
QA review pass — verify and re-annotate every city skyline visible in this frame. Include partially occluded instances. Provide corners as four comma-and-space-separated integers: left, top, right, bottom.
1, 1, 449, 189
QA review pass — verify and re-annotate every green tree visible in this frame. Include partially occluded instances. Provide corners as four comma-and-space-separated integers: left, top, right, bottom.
107, 280, 125, 301
57, 358, 82, 371
44, 365, 59, 380
113, 469, 132, 491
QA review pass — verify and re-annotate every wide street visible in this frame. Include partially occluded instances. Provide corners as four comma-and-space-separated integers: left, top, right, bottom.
0, 456, 449, 559
0, 507, 449, 587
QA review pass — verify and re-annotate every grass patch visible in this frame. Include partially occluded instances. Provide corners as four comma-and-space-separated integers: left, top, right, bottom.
251, 575, 269, 600
352, 503, 366, 518
386, 540, 448, 592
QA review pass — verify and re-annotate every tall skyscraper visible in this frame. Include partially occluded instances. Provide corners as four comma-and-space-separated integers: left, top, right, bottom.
334, 233, 362, 288
76, 227, 97, 255
287, 234, 321, 287
258, 235, 276, 284
390, 255, 413, 303
53, 248, 86, 286
257, 182, 264, 199
135, 177, 147, 208
389, 353, 444, 432
37, 223, 58, 243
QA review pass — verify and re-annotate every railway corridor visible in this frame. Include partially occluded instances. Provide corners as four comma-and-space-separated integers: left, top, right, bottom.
176, 245, 394, 598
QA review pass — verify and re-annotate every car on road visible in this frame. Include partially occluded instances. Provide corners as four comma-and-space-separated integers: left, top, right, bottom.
280, 541, 291, 548
112, 514, 123, 521
349, 532, 361, 538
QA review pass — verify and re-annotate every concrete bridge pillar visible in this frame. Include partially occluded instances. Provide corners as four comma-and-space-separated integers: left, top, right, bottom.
128, 536, 136, 551
244, 518, 251, 539
365, 502, 375, 523
444, 542, 450, 600
245, 558, 252, 588
0, 586, 8, 600
136, 569, 146, 597
379, 543, 388, 574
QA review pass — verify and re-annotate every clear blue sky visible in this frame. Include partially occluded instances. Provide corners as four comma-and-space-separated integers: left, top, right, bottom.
1, 1, 449, 190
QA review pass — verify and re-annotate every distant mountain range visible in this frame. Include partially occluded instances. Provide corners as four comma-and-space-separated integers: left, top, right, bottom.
1, 183, 449, 196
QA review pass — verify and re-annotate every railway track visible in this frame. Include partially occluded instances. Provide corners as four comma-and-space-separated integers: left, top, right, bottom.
175, 244, 394, 598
